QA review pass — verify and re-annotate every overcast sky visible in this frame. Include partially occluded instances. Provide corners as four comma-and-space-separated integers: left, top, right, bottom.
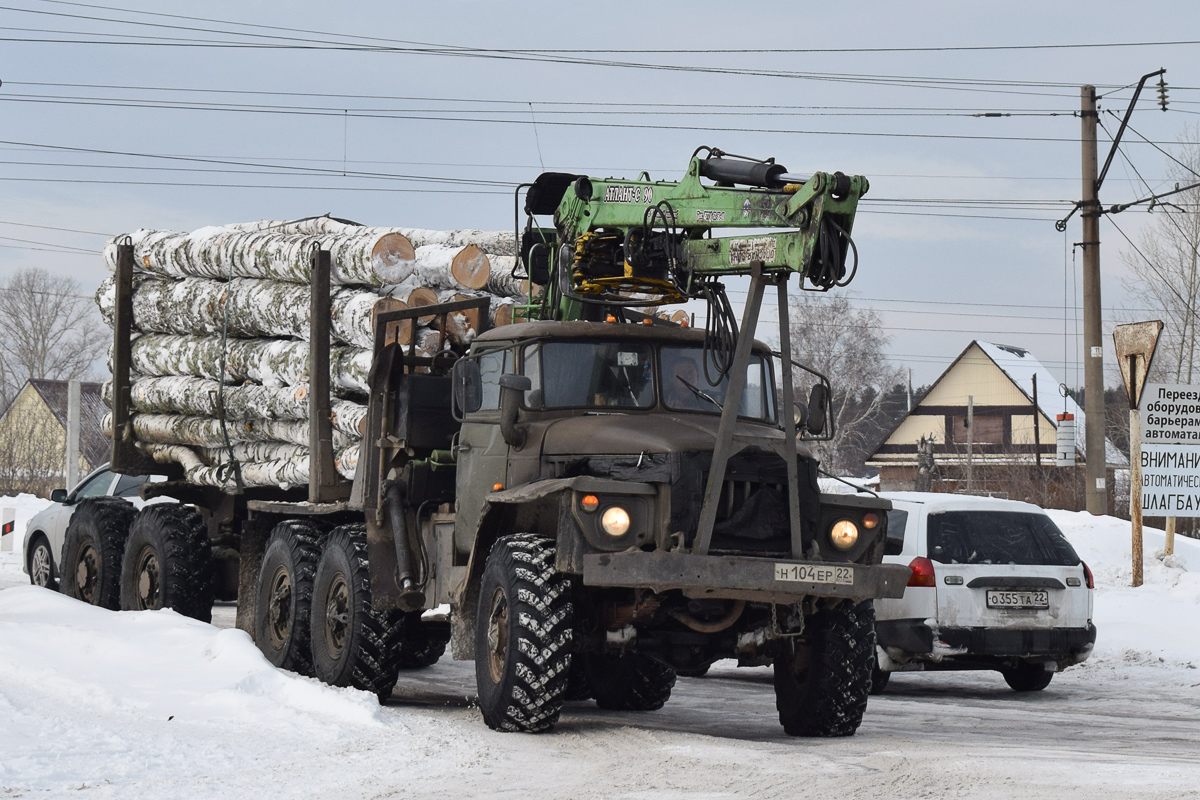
0, 0, 1196, 387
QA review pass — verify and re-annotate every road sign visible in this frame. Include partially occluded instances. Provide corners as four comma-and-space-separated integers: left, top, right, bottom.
1113, 320, 1163, 408
1138, 383, 1200, 517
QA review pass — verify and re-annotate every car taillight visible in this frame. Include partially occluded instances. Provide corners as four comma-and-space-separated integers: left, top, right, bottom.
1082, 561, 1094, 589
908, 556, 936, 588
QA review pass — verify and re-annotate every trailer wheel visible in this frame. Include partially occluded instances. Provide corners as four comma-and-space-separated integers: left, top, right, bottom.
587, 652, 676, 711
395, 612, 450, 670
475, 533, 573, 732
27, 534, 57, 589
60, 498, 135, 609
773, 599, 875, 737
254, 519, 325, 675
310, 525, 404, 701
120, 504, 215, 623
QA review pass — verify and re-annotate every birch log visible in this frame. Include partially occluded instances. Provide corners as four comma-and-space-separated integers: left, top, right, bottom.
106, 412, 353, 449
97, 275, 403, 349
113, 334, 372, 394
104, 226, 418, 287
483, 255, 527, 298
113, 377, 367, 436
142, 442, 358, 489
399, 228, 517, 256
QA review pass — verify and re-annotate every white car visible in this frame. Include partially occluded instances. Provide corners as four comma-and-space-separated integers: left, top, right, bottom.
22, 464, 162, 590
872, 492, 1095, 693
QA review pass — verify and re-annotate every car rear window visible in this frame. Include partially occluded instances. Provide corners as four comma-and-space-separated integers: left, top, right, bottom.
926, 511, 1081, 566
886, 510, 909, 543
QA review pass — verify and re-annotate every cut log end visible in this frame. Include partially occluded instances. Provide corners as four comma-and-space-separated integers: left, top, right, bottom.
370, 232, 416, 284
373, 297, 412, 346
451, 244, 490, 290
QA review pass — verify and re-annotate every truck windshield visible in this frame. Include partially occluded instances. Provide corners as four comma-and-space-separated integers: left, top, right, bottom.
661, 346, 774, 421
525, 341, 655, 408
926, 511, 1081, 566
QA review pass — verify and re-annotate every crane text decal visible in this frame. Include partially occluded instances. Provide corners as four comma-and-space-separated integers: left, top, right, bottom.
728, 237, 778, 265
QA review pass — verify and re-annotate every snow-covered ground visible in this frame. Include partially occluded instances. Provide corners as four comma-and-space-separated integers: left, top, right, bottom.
1, 513, 1198, 799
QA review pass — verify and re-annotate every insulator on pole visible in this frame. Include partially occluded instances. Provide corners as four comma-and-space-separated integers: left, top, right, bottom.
1157, 74, 1169, 112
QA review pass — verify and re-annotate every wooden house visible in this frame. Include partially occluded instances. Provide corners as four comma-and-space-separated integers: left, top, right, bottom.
0, 379, 107, 496
866, 341, 1127, 509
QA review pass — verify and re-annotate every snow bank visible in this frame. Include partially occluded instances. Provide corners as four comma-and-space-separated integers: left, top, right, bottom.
0, 588, 383, 795
1050, 510, 1200, 669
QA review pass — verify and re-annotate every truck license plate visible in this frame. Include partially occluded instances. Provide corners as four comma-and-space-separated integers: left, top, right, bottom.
774, 563, 854, 586
986, 590, 1049, 609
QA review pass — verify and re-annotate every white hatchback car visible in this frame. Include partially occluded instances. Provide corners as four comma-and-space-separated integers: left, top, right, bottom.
872, 492, 1095, 693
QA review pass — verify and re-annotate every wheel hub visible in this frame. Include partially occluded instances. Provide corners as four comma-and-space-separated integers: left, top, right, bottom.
266, 565, 293, 649
134, 546, 162, 610
30, 544, 51, 587
323, 573, 349, 658
485, 586, 509, 684
74, 541, 99, 602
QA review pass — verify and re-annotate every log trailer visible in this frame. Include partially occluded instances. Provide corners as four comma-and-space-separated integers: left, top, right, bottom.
103, 147, 910, 736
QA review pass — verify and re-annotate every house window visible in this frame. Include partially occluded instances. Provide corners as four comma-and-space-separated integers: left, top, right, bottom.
951, 414, 1004, 445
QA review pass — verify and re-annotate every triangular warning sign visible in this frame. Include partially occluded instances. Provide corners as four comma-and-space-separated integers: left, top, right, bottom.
1113, 320, 1163, 408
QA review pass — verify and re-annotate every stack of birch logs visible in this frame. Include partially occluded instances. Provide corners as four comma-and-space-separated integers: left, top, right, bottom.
97, 216, 524, 490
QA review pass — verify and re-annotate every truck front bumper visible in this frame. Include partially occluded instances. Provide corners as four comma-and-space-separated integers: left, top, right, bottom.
582, 551, 912, 603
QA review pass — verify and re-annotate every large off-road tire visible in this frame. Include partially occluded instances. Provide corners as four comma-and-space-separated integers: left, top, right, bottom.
120, 504, 215, 623
60, 498, 135, 609
254, 519, 324, 675
310, 525, 404, 701
774, 599, 876, 737
394, 611, 451, 670
675, 663, 712, 679
27, 534, 57, 589
587, 652, 676, 711
1002, 662, 1054, 692
474, 533, 574, 732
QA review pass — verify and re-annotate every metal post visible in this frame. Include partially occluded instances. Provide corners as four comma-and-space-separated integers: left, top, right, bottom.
775, 277, 803, 558
693, 265, 767, 555
966, 395, 974, 492
1032, 373, 1041, 468
66, 379, 80, 489
308, 247, 344, 503
1081, 85, 1108, 514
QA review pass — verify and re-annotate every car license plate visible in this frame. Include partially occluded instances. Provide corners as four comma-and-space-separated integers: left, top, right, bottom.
986, 590, 1049, 609
774, 563, 854, 586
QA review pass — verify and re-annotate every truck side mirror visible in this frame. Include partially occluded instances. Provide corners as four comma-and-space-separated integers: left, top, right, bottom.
806, 384, 829, 435
499, 373, 531, 448
50, 488, 68, 503
453, 359, 482, 415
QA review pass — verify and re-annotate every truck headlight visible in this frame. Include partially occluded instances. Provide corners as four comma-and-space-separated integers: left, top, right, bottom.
601, 506, 631, 536
830, 519, 859, 550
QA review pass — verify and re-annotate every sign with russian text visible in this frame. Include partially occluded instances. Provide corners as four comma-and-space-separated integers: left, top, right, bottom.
1139, 383, 1200, 515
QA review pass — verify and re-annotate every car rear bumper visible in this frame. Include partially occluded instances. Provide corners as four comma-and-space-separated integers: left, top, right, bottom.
582, 551, 912, 602
878, 618, 1097, 664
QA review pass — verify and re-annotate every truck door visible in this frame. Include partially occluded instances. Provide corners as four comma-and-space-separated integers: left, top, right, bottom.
454, 347, 512, 553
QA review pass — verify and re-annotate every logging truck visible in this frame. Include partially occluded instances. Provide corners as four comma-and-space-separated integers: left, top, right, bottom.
89, 149, 910, 736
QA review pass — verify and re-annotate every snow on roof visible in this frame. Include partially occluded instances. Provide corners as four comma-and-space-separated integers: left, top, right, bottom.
881, 490, 1047, 514
975, 341, 1129, 468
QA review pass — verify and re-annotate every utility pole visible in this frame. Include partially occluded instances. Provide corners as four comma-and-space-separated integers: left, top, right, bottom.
1080, 85, 1108, 514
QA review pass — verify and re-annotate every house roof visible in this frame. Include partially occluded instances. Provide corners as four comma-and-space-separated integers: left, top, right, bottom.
974, 341, 1127, 467
25, 379, 109, 467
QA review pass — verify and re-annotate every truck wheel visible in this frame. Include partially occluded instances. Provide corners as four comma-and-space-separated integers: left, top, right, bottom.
60, 498, 135, 609
564, 655, 593, 702
395, 612, 450, 670
774, 599, 875, 737
120, 504, 215, 623
27, 534, 57, 589
254, 519, 324, 675
310, 525, 404, 701
1002, 662, 1054, 692
474, 533, 574, 732
675, 663, 712, 678
587, 652, 676, 711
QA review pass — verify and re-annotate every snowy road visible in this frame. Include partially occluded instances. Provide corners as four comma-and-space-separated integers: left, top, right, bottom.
2, 512, 1199, 799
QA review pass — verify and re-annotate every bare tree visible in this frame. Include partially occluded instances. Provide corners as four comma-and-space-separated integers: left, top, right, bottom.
1120, 126, 1200, 383
788, 293, 903, 475
0, 268, 106, 408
